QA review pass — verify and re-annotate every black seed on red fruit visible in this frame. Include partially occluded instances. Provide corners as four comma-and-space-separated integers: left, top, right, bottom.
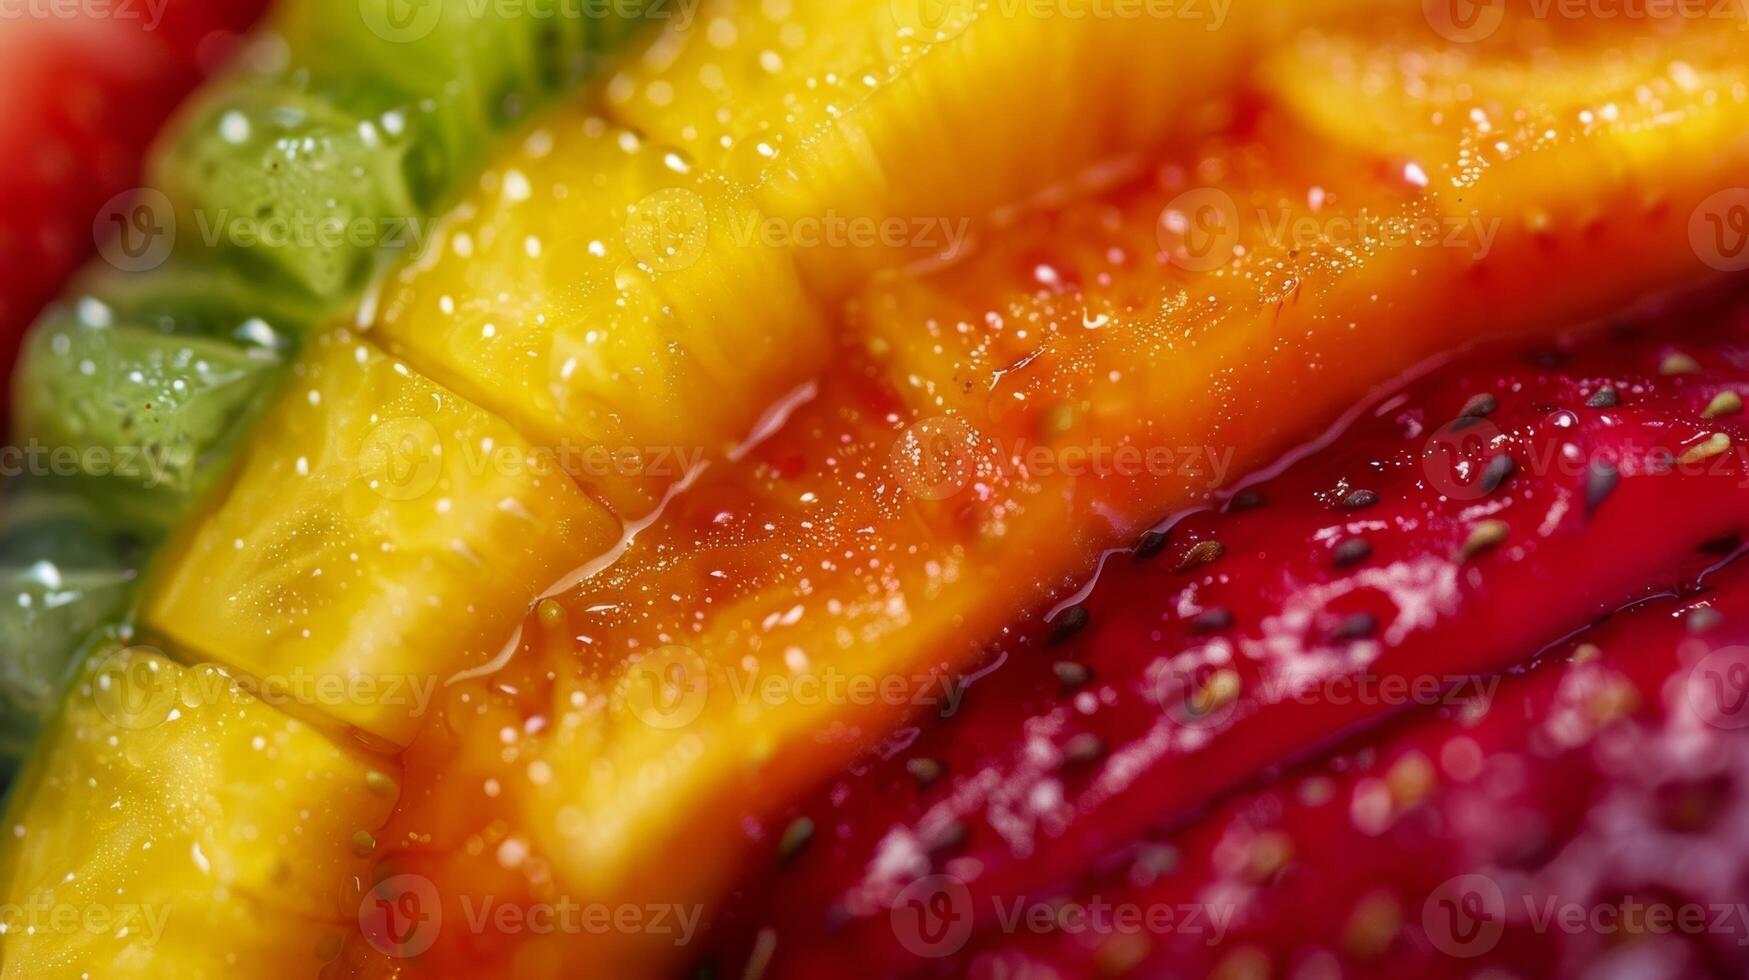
1175, 540, 1225, 573
779, 817, 814, 865
1586, 462, 1620, 512
1480, 454, 1516, 494
1339, 489, 1380, 510
1687, 607, 1725, 634
1333, 537, 1373, 567
924, 820, 968, 855
1586, 386, 1621, 408
906, 757, 945, 787
1662, 352, 1702, 376
1133, 843, 1179, 879
1532, 350, 1568, 368
1054, 660, 1092, 689
1133, 530, 1168, 561
1459, 393, 1498, 419
1049, 605, 1090, 644
1332, 612, 1379, 641
1459, 520, 1510, 560
1230, 489, 1267, 511
1062, 733, 1107, 769
1189, 607, 1235, 633
1657, 775, 1734, 833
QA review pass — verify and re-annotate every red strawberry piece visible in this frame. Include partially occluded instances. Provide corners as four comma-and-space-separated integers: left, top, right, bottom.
962, 556, 1749, 979
695, 291, 1749, 979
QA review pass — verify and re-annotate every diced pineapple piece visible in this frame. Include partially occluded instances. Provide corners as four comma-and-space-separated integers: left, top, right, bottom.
371, 106, 824, 515
1265, 20, 1749, 229
142, 330, 621, 744
604, 0, 1374, 292
374, 22, 1749, 977
0, 638, 396, 979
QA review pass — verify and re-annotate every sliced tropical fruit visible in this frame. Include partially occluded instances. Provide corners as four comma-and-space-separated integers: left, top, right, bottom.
360, 21, 1749, 977
0, 637, 396, 979
603, 0, 1376, 292
154, 0, 656, 300
370, 106, 823, 516
141, 329, 622, 744
696, 303, 1749, 977
960, 570, 1749, 979
0, 0, 658, 766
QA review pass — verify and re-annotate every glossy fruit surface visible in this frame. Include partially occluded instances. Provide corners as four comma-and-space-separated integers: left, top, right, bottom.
6, 4, 1749, 978
698, 293, 1749, 978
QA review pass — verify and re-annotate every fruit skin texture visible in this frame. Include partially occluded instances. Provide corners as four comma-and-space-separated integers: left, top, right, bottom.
698, 296, 1749, 979
970, 570, 1749, 980
9, 7, 1749, 979
357, 12, 1749, 977
0, 1, 267, 400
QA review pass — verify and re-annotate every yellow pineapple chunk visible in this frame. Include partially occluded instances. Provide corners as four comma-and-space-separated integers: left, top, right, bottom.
371, 108, 825, 516
0, 639, 396, 979
604, 0, 1373, 291
142, 330, 621, 744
